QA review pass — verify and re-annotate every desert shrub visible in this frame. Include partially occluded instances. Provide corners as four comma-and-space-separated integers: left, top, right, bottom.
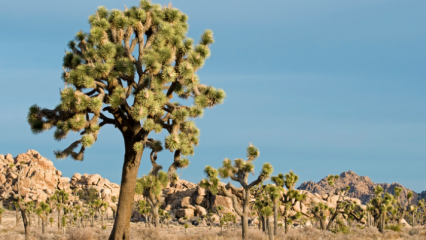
77, 187, 99, 203
385, 224, 402, 232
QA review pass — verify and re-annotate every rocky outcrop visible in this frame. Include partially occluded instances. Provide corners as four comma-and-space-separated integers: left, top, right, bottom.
298, 170, 422, 205
0, 150, 66, 203
0, 150, 120, 208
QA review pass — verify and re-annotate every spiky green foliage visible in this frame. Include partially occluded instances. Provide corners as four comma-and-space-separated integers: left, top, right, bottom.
27, 2, 225, 164
200, 144, 273, 240
136, 171, 168, 197
35, 202, 51, 219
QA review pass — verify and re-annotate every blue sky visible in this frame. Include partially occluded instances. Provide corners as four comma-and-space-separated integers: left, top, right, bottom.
1, 0, 425, 192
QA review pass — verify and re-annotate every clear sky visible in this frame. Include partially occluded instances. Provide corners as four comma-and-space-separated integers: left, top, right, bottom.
1, 0, 425, 192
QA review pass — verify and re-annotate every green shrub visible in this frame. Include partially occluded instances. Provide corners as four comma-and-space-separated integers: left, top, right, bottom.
385, 224, 402, 232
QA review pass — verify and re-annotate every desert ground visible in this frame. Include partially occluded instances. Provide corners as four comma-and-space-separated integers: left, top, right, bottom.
1, 208, 425, 240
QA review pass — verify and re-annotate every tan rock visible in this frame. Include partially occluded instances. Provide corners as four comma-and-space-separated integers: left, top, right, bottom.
5, 154, 14, 163
20, 187, 30, 197
195, 205, 208, 216
176, 208, 194, 218
210, 195, 233, 210
181, 196, 193, 208
71, 173, 82, 181
87, 174, 101, 185
97, 178, 106, 187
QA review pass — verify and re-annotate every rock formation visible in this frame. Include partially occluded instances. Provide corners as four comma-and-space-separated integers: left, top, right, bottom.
1, 150, 422, 227
298, 170, 422, 205
0, 150, 120, 209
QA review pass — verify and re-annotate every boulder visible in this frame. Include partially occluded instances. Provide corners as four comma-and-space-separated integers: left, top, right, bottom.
210, 195, 233, 210
195, 205, 207, 216
176, 208, 194, 218
87, 174, 101, 185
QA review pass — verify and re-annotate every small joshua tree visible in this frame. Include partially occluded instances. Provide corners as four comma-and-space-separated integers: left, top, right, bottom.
261, 206, 274, 240
309, 202, 330, 230
264, 184, 280, 235
271, 171, 305, 234
49, 216, 54, 227
94, 199, 109, 229
35, 202, 51, 234
1, 163, 33, 239
367, 186, 394, 233
200, 144, 273, 240
138, 200, 151, 227
26, 2, 225, 238
324, 175, 364, 231
62, 215, 66, 234
135, 171, 167, 227
53, 190, 69, 229
203, 211, 217, 230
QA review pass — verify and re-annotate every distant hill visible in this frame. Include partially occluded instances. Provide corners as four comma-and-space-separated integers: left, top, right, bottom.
298, 170, 423, 205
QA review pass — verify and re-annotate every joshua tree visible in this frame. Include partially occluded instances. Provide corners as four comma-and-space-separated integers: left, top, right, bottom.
49, 216, 54, 227
35, 202, 51, 234
158, 209, 170, 228
271, 171, 305, 234
53, 190, 69, 229
94, 199, 109, 228
264, 184, 280, 235
25, 201, 35, 227
203, 211, 217, 230
200, 144, 273, 240
323, 175, 364, 231
138, 200, 151, 227
261, 206, 274, 240
13, 201, 21, 226
309, 202, 330, 230
61, 215, 66, 234
367, 186, 394, 233
418, 199, 425, 226
26, 1, 224, 239
135, 141, 169, 227
0, 163, 32, 239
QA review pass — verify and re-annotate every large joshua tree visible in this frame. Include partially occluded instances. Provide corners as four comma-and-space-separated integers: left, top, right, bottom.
26, 1, 225, 239
200, 144, 273, 240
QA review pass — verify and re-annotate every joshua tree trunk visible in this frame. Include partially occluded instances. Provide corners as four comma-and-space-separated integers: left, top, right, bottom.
262, 216, 266, 232
285, 216, 290, 234
101, 214, 104, 228
378, 213, 384, 233
17, 203, 30, 240
326, 211, 339, 230
273, 202, 278, 236
267, 216, 274, 240
42, 217, 46, 234
152, 205, 160, 227
58, 209, 61, 229
109, 145, 144, 240
412, 212, 415, 227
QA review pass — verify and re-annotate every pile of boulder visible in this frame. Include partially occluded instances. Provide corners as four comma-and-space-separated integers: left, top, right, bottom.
158, 179, 364, 221
0, 150, 370, 226
0, 150, 119, 210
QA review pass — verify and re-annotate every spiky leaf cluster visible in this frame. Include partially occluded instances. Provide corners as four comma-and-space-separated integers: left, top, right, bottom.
27, 1, 225, 163
136, 171, 168, 197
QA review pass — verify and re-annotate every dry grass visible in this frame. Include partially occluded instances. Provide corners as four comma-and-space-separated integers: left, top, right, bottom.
2, 224, 426, 240
1, 209, 426, 240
